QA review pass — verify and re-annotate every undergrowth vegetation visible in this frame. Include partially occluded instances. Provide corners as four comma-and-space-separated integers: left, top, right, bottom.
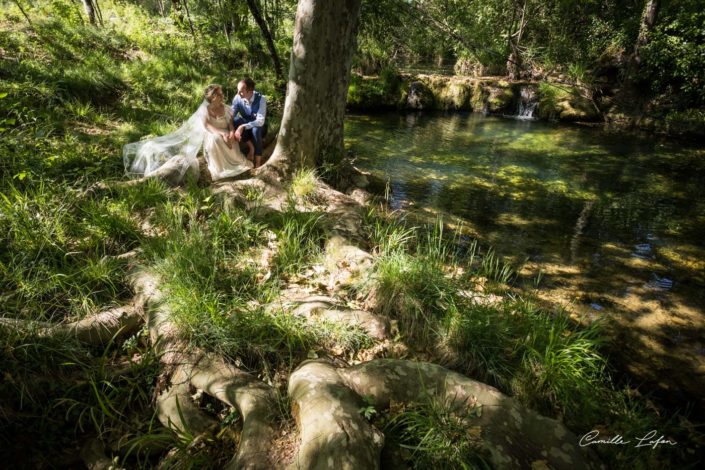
357, 208, 697, 467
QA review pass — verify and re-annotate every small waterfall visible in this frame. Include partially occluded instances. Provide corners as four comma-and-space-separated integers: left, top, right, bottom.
516, 86, 538, 120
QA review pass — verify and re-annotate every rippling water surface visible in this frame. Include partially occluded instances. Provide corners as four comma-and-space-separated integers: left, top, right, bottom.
345, 112, 705, 397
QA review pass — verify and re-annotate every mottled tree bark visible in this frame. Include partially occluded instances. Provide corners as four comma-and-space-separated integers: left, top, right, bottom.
265, 0, 362, 175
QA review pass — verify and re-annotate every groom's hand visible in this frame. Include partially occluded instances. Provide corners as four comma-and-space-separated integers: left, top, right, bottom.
234, 125, 245, 142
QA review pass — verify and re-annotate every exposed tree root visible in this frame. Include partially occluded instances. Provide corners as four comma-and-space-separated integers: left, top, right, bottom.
287, 295, 388, 341
130, 269, 277, 470
81, 438, 118, 470
324, 234, 374, 290
0, 305, 142, 347
288, 360, 385, 470
189, 354, 277, 470
338, 359, 605, 470
116, 169, 604, 469
156, 363, 218, 436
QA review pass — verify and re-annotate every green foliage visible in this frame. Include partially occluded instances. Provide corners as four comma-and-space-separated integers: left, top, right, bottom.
664, 108, 705, 136
0, 181, 138, 320
640, 2, 705, 106
348, 66, 406, 109
537, 82, 564, 120
0, 322, 159, 467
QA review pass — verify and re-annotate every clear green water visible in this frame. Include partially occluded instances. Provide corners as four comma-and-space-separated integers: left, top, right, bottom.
345, 113, 705, 390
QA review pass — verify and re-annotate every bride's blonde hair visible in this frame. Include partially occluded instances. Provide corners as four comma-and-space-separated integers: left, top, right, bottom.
204, 84, 223, 103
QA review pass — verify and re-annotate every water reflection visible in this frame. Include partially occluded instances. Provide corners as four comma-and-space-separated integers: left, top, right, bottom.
345, 112, 705, 404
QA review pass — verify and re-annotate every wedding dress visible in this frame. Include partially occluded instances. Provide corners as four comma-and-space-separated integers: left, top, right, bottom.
203, 106, 253, 180
123, 101, 252, 184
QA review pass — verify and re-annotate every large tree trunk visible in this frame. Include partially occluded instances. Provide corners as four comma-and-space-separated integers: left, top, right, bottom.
245, 0, 284, 83
264, 0, 362, 175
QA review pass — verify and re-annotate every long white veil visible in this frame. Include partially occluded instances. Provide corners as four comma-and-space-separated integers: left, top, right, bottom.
123, 100, 208, 182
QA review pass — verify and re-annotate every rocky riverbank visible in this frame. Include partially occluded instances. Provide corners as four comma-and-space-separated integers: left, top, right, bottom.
347, 73, 705, 139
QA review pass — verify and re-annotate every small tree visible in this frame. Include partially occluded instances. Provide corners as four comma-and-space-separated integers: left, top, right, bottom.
245, 0, 284, 83
81, 0, 103, 26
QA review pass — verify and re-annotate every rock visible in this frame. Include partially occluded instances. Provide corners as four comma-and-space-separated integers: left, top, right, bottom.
486, 83, 515, 113
557, 97, 600, 122
348, 188, 372, 205
149, 154, 200, 185
406, 81, 434, 110
538, 84, 600, 122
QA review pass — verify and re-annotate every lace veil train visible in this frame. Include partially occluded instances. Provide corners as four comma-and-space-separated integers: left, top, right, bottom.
123, 100, 208, 183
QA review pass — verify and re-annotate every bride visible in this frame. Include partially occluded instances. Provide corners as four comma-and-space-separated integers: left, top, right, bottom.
123, 84, 253, 183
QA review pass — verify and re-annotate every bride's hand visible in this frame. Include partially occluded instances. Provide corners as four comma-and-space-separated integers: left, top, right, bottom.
221, 133, 233, 149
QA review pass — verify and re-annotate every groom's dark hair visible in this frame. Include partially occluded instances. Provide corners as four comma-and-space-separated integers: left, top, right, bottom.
241, 77, 255, 91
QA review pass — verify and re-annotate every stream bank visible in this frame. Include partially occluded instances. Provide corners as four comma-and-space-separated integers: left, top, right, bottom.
347, 73, 705, 139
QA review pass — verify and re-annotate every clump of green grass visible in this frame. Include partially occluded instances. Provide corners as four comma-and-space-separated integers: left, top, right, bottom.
474, 247, 516, 285
381, 397, 491, 469
446, 298, 607, 424
361, 217, 460, 339
271, 210, 325, 277
289, 167, 318, 201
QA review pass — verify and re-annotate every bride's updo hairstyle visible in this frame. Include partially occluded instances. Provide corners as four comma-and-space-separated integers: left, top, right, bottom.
204, 84, 223, 103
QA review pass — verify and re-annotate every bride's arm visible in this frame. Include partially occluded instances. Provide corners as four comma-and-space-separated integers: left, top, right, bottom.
225, 108, 237, 141
203, 115, 228, 140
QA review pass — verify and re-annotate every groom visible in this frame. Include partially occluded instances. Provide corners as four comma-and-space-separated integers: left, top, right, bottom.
232, 77, 267, 168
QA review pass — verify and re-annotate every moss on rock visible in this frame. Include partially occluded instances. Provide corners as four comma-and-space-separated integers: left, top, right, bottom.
422, 76, 474, 110
537, 83, 600, 121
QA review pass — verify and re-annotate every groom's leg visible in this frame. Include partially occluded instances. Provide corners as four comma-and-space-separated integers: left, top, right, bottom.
241, 129, 255, 163
252, 126, 264, 167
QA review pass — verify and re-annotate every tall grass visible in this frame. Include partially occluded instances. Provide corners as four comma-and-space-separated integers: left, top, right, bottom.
0, 323, 159, 467
289, 167, 318, 202
0, 181, 139, 320
0, 1, 297, 466
360, 211, 693, 467
446, 298, 608, 424
270, 210, 326, 277
382, 396, 491, 470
